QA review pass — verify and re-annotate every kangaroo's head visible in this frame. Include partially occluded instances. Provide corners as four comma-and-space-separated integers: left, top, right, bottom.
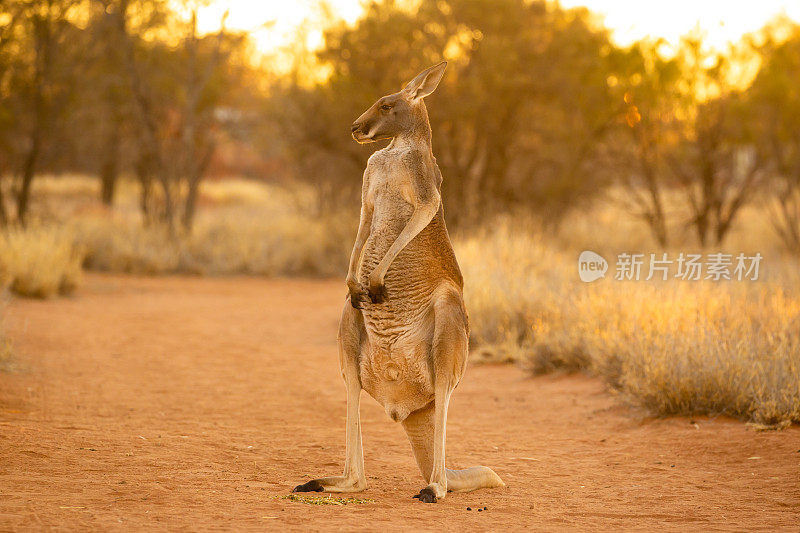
351, 61, 447, 144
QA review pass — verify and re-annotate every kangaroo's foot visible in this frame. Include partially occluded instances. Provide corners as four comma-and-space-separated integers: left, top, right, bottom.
412, 482, 446, 503
293, 476, 366, 494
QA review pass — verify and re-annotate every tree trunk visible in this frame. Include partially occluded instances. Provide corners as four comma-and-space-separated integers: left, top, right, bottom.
0, 177, 8, 226
634, 125, 669, 246
115, 0, 174, 236
100, 128, 120, 206
17, 131, 41, 226
647, 183, 668, 247
17, 8, 56, 226
181, 141, 214, 232
135, 152, 153, 223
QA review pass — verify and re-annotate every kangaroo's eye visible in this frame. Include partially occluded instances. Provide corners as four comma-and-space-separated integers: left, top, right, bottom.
380, 104, 392, 111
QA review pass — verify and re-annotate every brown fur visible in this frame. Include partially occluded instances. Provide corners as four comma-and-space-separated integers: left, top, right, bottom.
293, 62, 503, 503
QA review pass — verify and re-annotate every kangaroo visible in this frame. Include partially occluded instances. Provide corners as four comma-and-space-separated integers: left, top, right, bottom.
293, 61, 503, 503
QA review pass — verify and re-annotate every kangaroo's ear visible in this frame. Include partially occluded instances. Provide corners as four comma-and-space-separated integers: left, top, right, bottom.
403, 61, 447, 101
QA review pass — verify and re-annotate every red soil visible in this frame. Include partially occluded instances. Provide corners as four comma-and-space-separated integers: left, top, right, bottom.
1, 275, 798, 530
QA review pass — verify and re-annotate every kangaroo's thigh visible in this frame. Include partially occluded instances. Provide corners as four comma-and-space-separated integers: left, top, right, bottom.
430, 283, 468, 390
411, 283, 469, 503
338, 296, 367, 381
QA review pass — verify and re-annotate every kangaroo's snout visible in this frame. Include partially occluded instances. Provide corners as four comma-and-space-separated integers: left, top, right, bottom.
351, 119, 374, 144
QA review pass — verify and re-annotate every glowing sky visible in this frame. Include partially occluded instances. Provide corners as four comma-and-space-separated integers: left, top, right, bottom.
195, 0, 800, 54
194, 0, 363, 55
560, 0, 800, 49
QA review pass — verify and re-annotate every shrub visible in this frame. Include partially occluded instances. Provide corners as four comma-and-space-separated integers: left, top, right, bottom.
0, 226, 84, 298
458, 225, 800, 427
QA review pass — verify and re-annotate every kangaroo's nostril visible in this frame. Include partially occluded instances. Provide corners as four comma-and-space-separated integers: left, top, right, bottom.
351, 123, 361, 133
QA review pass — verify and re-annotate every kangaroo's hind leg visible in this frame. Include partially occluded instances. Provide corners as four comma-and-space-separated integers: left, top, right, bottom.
293, 299, 367, 493
405, 284, 504, 503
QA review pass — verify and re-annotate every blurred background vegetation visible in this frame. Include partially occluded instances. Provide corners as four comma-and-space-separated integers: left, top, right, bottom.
0, 0, 798, 426
2, 0, 800, 244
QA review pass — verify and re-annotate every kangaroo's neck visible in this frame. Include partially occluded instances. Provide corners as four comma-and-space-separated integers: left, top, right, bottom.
389, 102, 432, 153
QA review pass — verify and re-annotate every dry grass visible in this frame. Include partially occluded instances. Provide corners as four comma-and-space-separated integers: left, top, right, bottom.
0, 225, 84, 298
26, 176, 354, 277
458, 223, 800, 427
72, 208, 353, 277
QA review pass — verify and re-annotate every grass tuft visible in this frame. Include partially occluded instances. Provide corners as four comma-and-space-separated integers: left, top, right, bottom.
0, 225, 84, 298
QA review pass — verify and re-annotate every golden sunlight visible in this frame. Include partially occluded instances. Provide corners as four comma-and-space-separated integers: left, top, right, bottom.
195, 0, 800, 55
194, 0, 363, 54
560, 0, 800, 49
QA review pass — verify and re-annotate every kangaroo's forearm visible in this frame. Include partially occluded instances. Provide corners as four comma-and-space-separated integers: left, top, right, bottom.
347, 236, 368, 281
373, 201, 439, 279
347, 209, 372, 282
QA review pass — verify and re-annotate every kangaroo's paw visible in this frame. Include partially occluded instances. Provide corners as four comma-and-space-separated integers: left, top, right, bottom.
412, 483, 446, 503
293, 476, 365, 494
347, 285, 370, 310
367, 282, 386, 304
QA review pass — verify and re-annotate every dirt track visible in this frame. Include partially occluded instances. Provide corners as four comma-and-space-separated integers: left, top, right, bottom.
1, 274, 798, 531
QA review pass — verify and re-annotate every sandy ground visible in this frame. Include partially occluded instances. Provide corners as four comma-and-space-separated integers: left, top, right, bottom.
0, 274, 798, 531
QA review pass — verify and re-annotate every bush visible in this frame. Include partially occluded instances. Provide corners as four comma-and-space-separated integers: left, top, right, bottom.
458, 224, 800, 428
0, 225, 84, 298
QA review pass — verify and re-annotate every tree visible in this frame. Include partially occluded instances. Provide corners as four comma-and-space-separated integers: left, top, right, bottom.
746, 19, 800, 253
0, 0, 84, 225
269, 0, 619, 226
111, 0, 249, 232
83, 1, 133, 206
610, 35, 762, 247
665, 38, 762, 246
606, 39, 683, 246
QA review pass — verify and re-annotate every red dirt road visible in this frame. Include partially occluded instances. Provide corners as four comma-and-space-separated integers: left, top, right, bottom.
1, 275, 798, 531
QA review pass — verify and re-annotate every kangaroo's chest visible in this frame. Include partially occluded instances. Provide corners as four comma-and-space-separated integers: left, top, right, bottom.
365, 152, 415, 229
359, 149, 433, 299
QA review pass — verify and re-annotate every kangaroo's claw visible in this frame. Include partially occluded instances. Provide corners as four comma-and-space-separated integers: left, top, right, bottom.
413, 487, 438, 503
293, 480, 325, 493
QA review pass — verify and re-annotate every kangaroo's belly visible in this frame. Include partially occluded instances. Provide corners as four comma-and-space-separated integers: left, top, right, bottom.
358, 207, 457, 346
358, 223, 437, 420
357, 207, 461, 421
359, 335, 434, 422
